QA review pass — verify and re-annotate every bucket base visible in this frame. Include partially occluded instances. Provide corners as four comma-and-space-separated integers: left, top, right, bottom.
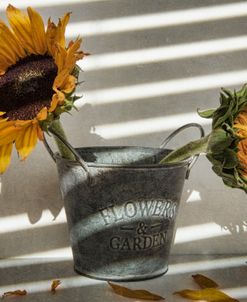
74, 266, 169, 281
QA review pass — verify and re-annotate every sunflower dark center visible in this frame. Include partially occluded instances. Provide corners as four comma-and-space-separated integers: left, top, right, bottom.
0, 55, 58, 120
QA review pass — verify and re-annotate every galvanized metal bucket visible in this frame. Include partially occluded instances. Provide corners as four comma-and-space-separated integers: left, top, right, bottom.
45, 123, 204, 281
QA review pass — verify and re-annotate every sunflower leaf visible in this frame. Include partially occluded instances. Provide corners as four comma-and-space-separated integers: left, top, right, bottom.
71, 64, 82, 79
174, 288, 239, 302
192, 274, 219, 289
221, 87, 234, 98
207, 129, 233, 154
213, 102, 235, 129
108, 282, 165, 301
223, 149, 239, 169
197, 108, 215, 118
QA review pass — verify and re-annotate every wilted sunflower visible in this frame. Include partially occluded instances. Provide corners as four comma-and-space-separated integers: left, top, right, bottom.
161, 85, 247, 193
0, 5, 86, 173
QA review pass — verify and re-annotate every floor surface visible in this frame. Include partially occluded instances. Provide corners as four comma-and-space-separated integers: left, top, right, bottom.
0, 255, 246, 301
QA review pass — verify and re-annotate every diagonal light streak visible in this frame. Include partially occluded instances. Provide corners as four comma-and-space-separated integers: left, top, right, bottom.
89, 69, 247, 106
174, 222, 237, 244
0, 209, 67, 234
91, 113, 209, 139
0, 275, 103, 295
224, 286, 247, 299
66, 2, 247, 37
77, 69, 247, 107
0, 258, 70, 269
168, 255, 247, 275
81, 35, 247, 71
19, 247, 73, 258
0, 0, 108, 9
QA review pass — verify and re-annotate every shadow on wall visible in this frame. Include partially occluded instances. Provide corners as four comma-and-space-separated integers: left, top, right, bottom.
0, 107, 103, 223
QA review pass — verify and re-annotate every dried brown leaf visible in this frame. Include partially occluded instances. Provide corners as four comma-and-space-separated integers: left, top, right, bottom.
51, 279, 61, 294
192, 274, 219, 289
174, 288, 239, 302
2, 290, 27, 299
108, 282, 165, 300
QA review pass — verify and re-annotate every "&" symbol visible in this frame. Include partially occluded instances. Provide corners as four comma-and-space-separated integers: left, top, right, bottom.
136, 222, 148, 235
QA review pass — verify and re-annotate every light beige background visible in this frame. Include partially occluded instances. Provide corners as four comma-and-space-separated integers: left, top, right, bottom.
0, 0, 247, 259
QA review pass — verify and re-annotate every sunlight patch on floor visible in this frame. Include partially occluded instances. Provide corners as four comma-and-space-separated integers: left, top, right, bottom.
185, 190, 202, 203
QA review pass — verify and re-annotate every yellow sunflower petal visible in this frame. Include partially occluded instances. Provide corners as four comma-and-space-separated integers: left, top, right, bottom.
54, 38, 84, 75
37, 126, 44, 140
54, 43, 67, 73
15, 123, 38, 160
27, 7, 47, 55
0, 67, 8, 76
53, 69, 69, 89
0, 143, 13, 173
49, 94, 59, 113
0, 33, 17, 67
0, 26, 17, 64
0, 53, 13, 75
7, 4, 35, 54
14, 120, 33, 127
61, 75, 76, 94
36, 107, 48, 121
53, 87, 65, 102
56, 12, 71, 49
234, 124, 247, 138
49, 91, 65, 112
0, 122, 21, 146
46, 18, 57, 56
0, 21, 26, 61
46, 12, 70, 58
65, 38, 83, 73
0, 117, 9, 123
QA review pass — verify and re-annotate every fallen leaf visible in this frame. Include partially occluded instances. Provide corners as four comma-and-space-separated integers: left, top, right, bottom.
108, 282, 165, 300
2, 290, 27, 299
174, 288, 239, 302
51, 280, 61, 294
192, 274, 219, 289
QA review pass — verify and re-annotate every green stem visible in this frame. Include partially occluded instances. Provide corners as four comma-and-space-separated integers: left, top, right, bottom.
49, 119, 75, 160
159, 135, 210, 164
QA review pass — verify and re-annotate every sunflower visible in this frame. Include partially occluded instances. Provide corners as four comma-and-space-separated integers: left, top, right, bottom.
0, 5, 86, 173
161, 85, 247, 192
233, 109, 247, 178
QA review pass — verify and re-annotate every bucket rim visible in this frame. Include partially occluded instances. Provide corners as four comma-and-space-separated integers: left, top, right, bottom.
55, 145, 192, 169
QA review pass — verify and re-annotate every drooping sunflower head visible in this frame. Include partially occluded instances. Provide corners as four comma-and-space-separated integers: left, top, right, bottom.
198, 85, 247, 192
0, 5, 87, 173
233, 108, 247, 179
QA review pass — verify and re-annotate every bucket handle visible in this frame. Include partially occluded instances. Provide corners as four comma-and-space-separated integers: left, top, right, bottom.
160, 123, 205, 179
44, 127, 90, 174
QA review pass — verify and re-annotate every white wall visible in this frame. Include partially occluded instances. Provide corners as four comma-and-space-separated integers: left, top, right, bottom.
1, 0, 247, 258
